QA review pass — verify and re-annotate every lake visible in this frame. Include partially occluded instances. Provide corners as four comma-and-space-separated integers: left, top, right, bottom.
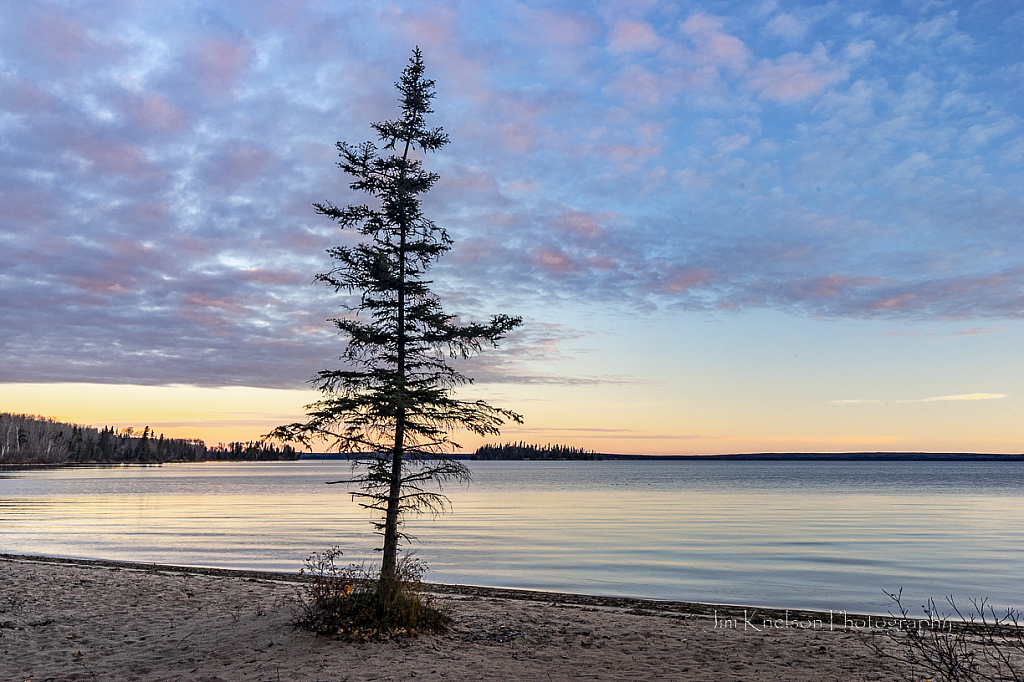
2, 459, 1022, 615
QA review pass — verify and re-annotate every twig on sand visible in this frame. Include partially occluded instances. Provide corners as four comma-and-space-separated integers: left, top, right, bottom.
175, 630, 196, 649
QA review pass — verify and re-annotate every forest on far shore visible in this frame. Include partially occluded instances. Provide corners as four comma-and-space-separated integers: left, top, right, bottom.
472, 442, 600, 460
0, 412, 298, 464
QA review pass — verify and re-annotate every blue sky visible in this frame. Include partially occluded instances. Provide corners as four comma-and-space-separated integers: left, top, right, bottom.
1, 1, 1022, 453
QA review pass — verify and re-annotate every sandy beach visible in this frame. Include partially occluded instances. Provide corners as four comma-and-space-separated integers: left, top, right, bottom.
1, 554, 900, 681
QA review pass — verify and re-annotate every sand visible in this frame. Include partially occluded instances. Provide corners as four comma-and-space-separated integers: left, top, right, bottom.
1, 555, 901, 681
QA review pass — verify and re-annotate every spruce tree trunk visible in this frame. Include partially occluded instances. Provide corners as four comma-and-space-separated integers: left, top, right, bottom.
381, 420, 404, 580
381, 134, 413, 581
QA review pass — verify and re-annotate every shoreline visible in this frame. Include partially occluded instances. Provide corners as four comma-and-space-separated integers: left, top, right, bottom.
2, 553, 903, 681
1, 552, 928, 630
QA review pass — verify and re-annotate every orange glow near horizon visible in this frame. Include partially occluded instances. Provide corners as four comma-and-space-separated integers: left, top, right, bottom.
2, 381, 1021, 456
0, 383, 309, 447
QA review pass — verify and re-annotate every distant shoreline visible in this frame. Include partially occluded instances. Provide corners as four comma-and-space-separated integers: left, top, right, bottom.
5, 452, 1021, 470
302, 451, 1024, 461
594, 451, 1024, 461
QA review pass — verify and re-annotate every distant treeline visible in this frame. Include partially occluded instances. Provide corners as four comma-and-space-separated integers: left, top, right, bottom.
205, 440, 299, 461
473, 442, 600, 460
0, 412, 298, 464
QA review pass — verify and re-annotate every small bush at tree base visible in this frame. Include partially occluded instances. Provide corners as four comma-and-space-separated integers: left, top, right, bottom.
295, 547, 449, 639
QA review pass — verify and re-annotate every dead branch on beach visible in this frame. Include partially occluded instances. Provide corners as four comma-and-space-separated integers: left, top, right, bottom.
863, 589, 1024, 682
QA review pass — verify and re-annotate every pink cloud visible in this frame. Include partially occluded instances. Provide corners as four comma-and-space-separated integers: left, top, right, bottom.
69, 139, 162, 179
0, 77, 54, 113
170, 235, 220, 257
547, 209, 621, 242
279, 229, 333, 253
495, 122, 536, 155
953, 327, 1007, 336
746, 50, 847, 103
587, 255, 618, 270
600, 143, 660, 162
702, 33, 751, 73
663, 268, 712, 293
870, 293, 919, 310
809, 276, 855, 297
32, 9, 90, 63
178, 308, 232, 330
109, 239, 155, 259
533, 247, 577, 273
390, 6, 456, 48
608, 21, 660, 54
504, 178, 540, 194
124, 93, 189, 134
240, 269, 304, 285
70, 276, 133, 294
0, 188, 57, 224
188, 38, 252, 94
185, 294, 250, 315
122, 201, 170, 225
206, 145, 275, 189
439, 167, 502, 197
606, 65, 667, 106
527, 9, 599, 47
681, 13, 751, 75
438, 52, 487, 99
798, 275, 882, 297
681, 13, 725, 35
554, 211, 604, 237
448, 236, 506, 266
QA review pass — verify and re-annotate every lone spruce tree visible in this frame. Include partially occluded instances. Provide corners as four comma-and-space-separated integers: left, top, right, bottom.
270, 48, 521, 581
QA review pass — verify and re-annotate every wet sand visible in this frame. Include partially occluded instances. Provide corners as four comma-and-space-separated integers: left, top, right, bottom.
1, 554, 899, 681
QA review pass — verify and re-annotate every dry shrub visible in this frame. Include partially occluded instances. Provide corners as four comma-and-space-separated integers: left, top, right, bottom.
865, 589, 1024, 682
295, 547, 449, 640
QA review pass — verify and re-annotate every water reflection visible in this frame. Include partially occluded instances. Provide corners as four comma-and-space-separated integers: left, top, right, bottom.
1, 460, 1022, 615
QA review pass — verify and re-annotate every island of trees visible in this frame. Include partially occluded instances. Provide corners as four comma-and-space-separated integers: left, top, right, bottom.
473, 442, 600, 460
0, 412, 298, 465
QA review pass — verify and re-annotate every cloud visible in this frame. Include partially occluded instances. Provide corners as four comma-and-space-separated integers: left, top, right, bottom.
202, 144, 277, 190
443, 322, 636, 386
911, 393, 1007, 403
120, 93, 190, 134
185, 38, 253, 95
524, 8, 599, 48
608, 20, 661, 54
680, 13, 752, 76
1, 0, 1022, 392
746, 48, 847, 102
951, 327, 1007, 336
67, 139, 165, 179
832, 394, 1007, 404
533, 246, 578, 273
765, 14, 807, 43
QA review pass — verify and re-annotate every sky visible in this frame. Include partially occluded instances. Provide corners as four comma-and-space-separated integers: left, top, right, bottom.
2, 0, 1023, 454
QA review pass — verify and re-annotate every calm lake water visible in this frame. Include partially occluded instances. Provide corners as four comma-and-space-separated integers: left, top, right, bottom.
2, 460, 1022, 615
